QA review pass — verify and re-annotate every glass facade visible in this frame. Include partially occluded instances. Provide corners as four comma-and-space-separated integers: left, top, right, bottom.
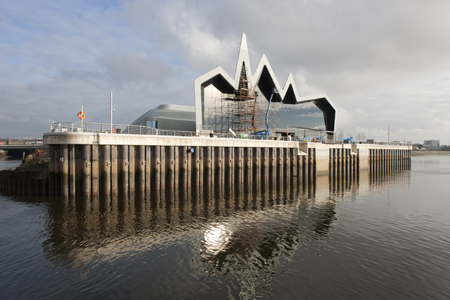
202, 86, 327, 139
278, 102, 327, 140
279, 102, 325, 130
146, 120, 157, 128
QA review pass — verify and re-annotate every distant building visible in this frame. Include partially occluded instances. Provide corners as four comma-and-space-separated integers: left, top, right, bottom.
423, 140, 440, 149
130, 104, 195, 131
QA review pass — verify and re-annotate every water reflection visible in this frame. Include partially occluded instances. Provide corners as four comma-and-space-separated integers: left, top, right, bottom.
5, 164, 411, 299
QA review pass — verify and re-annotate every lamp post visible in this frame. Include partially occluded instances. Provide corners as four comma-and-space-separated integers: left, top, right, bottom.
110, 91, 113, 133
388, 125, 390, 144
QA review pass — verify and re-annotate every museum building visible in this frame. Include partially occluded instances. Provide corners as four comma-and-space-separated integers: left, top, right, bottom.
132, 34, 336, 140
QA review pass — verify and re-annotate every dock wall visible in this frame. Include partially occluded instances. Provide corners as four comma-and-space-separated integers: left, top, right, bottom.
0, 133, 411, 198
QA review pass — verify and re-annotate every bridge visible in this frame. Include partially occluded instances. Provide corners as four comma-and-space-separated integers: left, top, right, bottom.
0, 143, 47, 158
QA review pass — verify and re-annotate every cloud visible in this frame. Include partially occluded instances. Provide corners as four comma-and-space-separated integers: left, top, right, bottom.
100, 51, 175, 85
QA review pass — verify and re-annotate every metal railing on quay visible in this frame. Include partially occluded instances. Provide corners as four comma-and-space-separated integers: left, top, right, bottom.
49, 122, 196, 137
48, 122, 411, 146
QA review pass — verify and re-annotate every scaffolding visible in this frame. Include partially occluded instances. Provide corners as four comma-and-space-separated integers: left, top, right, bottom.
207, 66, 280, 136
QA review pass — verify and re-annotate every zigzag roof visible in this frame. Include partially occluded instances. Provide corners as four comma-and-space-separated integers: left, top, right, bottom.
194, 33, 335, 131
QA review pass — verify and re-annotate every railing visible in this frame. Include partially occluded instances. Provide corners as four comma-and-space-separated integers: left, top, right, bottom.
49, 122, 197, 137
48, 122, 412, 146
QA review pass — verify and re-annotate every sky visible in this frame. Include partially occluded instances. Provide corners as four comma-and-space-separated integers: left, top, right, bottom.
1, 0, 449, 144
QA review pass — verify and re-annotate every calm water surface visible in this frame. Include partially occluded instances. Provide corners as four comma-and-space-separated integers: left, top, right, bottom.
1, 156, 449, 299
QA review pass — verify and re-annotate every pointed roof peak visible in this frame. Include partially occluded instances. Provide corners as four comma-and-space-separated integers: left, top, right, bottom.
240, 33, 248, 51
235, 33, 251, 81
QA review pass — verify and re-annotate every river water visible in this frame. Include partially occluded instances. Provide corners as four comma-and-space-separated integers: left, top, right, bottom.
0, 155, 449, 299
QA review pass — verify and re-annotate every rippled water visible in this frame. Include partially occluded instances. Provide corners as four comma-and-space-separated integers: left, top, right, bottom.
1, 156, 450, 299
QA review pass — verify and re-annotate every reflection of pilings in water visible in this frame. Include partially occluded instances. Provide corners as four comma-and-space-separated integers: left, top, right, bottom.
199, 195, 337, 297
32, 150, 377, 281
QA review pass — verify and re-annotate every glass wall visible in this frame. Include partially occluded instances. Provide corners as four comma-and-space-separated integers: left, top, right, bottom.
278, 102, 326, 140
279, 102, 325, 130
202, 85, 327, 139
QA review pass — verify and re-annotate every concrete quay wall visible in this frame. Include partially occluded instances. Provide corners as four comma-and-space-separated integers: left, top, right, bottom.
306, 142, 412, 174
0, 133, 411, 198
